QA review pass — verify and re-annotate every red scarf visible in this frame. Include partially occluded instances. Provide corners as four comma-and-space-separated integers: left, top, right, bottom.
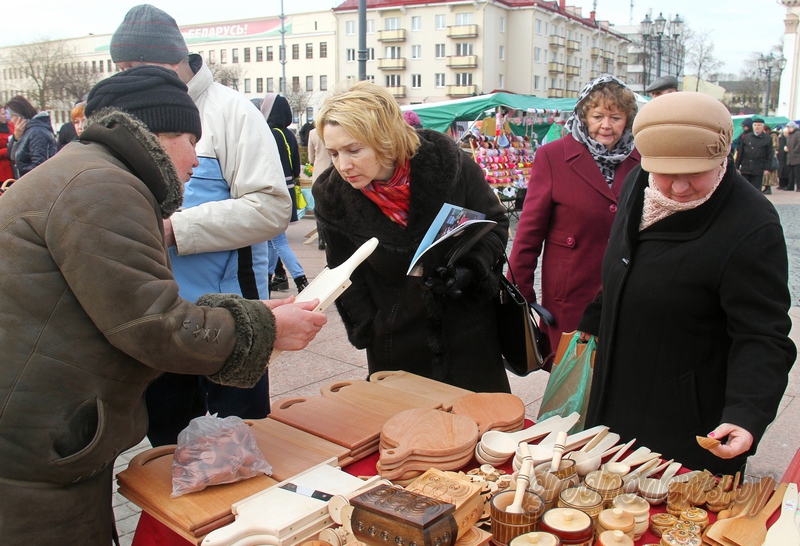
360, 161, 411, 227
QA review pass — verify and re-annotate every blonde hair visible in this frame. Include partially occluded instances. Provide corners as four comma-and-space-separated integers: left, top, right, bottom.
317, 81, 420, 168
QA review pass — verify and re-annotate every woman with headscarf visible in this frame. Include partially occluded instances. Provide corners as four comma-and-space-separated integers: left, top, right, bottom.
4, 95, 57, 178
508, 75, 640, 359
579, 92, 795, 474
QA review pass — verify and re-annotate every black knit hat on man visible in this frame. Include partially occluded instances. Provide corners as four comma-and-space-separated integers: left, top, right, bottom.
110, 4, 188, 64
85, 65, 201, 140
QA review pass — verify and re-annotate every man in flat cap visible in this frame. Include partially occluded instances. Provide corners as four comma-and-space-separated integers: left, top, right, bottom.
735, 116, 774, 193
110, 4, 292, 446
645, 75, 679, 98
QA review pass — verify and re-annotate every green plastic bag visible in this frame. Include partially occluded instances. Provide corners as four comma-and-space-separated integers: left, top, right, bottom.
536, 332, 595, 433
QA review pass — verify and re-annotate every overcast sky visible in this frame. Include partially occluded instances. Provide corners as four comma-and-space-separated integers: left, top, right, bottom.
0, 0, 788, 75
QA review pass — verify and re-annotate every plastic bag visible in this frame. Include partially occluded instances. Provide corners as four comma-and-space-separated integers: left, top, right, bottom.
295, 184, 307, 220
171, 415, 272, 497
536, 333, 596, 433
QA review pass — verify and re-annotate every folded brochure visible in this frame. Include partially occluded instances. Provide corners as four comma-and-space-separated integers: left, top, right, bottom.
407, 203, 497, 276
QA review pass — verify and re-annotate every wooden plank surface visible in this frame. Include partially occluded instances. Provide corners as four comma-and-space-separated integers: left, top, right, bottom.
369, 370, 473, 411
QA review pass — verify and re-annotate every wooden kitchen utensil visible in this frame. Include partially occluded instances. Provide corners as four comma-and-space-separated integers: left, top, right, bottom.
722, 480, 784, 546
451, 392, 526, 434
761, 482, 800, 546
370, 370, 473, 411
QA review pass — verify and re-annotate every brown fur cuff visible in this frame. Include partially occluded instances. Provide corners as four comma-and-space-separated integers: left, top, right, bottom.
196, 293, 276, 388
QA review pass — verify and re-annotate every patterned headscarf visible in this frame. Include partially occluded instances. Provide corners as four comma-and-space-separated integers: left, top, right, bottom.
564, 74, 636, 184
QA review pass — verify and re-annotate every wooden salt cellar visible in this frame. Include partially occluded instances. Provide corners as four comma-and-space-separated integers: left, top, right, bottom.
648, 513, 678, 538
678, 507, 708, 532
349, 484, 458, 546
539, 508, 593, 545
508, 531, 561, 546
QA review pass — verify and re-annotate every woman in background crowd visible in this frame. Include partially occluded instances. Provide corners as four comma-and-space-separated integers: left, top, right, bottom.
0, 107, 13, 181
508, 75, 640, 360
5, 95, 57, 178
313, 82, 510, 392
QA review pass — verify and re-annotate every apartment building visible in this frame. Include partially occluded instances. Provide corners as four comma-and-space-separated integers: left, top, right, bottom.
0, 0, 629, 126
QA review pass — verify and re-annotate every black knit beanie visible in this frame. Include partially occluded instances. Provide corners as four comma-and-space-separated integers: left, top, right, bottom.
85, 65, 201, 140
110, 4, 188, 64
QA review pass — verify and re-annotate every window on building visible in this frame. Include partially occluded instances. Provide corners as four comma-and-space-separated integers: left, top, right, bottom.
385, 46, 401, 59
320, 42, 328, 58
346, 20, 355, 35
266, 46, 273, 61
99, 60, 104, 72
306, 76, 313, 91
412, 45, 421, 59
220, 49, 227, 64
244, 48, 251, 62
385, 74, 401, 87
550, 77, 556, 88
306, 43, 313, 59
347, 48, 355, 61
412, 16, 422, 31
292, 44, 299, 59
456, 43, 473, 56
307, 107, 314, 120
500, 17, 506, 32
232, 49, 239, 63
385, 17, 401, 30
256, 47, 263, 62
91, 60, 97, 73
534, 48, 541, 63
367, 19, 375, 33
366, 74, 375, 83
266, 78, 274, 92
108, 60, 112, 72
455, 12, 473, 25
435, 14, 446, 29
244, 78, 251, 93
499, 74, 504, 88
320, 75, 328, 90
534, 76, 541, 90
257, 78, 264, 93
292, 76, 300, 91
368, 48, 375, 60
435, 73, 445, 87
456, 73, 473, 86
499, 45, 504, 61
208, 50, 217, 63
412, 74, 422, 88
435, 44, 445, 58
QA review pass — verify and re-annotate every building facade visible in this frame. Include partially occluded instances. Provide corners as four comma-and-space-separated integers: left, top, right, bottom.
779, 0, 800, 119
0, 0, 630, 128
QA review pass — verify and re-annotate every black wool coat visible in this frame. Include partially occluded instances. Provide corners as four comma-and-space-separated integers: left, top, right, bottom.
736, 131, 774, 175
582, 163, 795, 474
313, 129, 511, 392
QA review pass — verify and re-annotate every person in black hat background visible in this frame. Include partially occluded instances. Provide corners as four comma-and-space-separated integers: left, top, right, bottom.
644, 74, 679, 98
735, 116, 774, 192
110, 4, 295, 447
0, 66, 326, 545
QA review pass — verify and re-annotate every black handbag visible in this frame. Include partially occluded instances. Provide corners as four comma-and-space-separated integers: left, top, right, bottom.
496, 256, 554, 376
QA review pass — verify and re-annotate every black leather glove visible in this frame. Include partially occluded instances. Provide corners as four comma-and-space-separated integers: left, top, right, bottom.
421, 265, 474, 299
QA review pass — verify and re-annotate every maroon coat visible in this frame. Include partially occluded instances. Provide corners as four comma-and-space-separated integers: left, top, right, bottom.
0, 122, 14, 182
508, 134, 640, 355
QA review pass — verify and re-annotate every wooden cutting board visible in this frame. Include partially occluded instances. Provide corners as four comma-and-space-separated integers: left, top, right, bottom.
268, 396, 387, 451
379, 408, 479, 466
451, 393, 526, 435
248, 418, 349, 480
320, 379, 443, 416
116, 445, 279, 542
369, 370, 473, 411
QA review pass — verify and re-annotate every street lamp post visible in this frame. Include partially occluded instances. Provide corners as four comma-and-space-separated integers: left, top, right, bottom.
758, 53, 787, 116
641, 12, 684, 83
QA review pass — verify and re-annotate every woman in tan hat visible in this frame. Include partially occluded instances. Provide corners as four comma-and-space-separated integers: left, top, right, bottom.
509, 75, 640, 360
579, 92, 795, 475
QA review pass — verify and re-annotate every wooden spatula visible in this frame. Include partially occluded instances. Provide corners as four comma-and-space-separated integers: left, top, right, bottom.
761, 482, 800, 546
722, 478, 782, 546
703, 482, 757, 546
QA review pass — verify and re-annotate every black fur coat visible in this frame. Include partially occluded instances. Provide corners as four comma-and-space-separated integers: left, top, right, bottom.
313, 129, 511, 392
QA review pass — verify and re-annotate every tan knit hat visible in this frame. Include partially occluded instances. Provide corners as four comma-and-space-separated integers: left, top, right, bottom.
632, 92, 732, 174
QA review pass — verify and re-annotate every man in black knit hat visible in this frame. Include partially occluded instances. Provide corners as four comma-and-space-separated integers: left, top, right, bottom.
0, 66, 326, 545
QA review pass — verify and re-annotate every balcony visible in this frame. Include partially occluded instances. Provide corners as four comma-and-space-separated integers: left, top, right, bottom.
566, 90, 579, 98
387, 85, 406, 98
591, 47, 600, 58
548, 61, 565, 74
601, 50, 614, 61
446, 55, 478, 69
446, 84, 477, 96
567, 39, 581, 52
617, 54, 628, 65
566, 65, 580, 77
590, 69, 599, 78
547, 88, 565, 98
549, 35, 565, 48
377, 29, 406, 42
378, 57, 406, 70
447, 24, 478, 38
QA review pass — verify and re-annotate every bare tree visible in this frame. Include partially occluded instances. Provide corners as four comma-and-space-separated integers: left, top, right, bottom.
2, 38, 94, 111
685, 30, 723, 91
283, 87, 314, 125
207, 62, 244, 91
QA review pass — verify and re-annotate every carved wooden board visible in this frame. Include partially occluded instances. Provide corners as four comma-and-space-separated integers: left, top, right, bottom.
380, 408, 479, 467
268, 396, 386, 451
320, 379, 443, 417
369, 370, 473, 411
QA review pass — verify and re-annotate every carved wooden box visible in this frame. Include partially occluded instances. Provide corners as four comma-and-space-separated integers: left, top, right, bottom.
350, 484, 458, 546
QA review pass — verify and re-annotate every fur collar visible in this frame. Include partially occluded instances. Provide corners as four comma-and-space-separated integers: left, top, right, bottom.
81, 109, 183, 218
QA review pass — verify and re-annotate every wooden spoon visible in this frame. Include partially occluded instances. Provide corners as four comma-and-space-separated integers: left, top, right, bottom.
479, 414, 575, 458
507, 443, 534, 514
722, 479, 782, 546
